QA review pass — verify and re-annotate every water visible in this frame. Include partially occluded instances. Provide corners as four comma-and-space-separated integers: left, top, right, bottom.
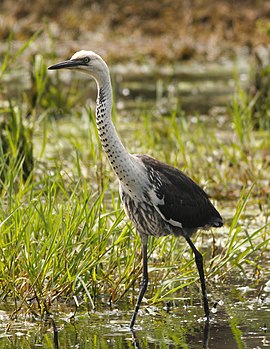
0, 297, 269, 348
1, 278, 270, 348
112, 57, 250, 115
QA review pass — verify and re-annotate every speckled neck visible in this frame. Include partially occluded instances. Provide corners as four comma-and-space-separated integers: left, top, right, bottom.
95, 79, 147, 193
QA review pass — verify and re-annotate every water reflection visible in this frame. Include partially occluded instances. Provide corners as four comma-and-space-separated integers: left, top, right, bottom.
1, 300, 268, 349
131, 321, 209, 349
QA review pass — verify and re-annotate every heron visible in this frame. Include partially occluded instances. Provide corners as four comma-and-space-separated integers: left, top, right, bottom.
48, 50, 223, 329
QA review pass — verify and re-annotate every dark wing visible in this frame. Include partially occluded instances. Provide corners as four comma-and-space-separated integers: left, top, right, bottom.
136, 154, 223, 229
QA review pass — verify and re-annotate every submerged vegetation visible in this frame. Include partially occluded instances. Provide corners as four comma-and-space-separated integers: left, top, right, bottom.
0, 31, 269, 327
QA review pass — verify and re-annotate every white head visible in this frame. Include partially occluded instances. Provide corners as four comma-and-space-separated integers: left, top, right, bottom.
48, 50, 110, 86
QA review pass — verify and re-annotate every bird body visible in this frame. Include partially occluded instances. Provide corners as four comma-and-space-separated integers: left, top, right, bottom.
48, 50, 223, 329
122, 154, 222, 238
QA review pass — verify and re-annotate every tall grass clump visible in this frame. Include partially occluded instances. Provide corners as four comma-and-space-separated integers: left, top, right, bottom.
1, 177, 109, 314
0, 104, 33, 186
251, 54, 270, 130
0, 139, 144, 317
0, 32, 42, 187
229, 83, 253, 149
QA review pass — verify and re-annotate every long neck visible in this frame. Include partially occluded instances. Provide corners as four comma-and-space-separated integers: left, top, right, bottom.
95, 78, 145, 191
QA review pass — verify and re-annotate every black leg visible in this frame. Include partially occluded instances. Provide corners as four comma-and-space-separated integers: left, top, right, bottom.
203, 320, 210, 349
185, 237, 210, 320
130, 240, 148, 329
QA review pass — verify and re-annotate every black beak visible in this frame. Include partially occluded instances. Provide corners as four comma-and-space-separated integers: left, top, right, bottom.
48, 59, 81, 70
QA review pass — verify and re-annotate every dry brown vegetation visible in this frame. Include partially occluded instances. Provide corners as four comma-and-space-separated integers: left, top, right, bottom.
1, 0, 269, 62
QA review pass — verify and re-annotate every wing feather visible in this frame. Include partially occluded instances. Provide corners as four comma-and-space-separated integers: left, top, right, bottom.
135, 154, 223, 229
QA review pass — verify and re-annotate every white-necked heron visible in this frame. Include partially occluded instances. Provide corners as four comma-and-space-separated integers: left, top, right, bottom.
48, 50, 223, 329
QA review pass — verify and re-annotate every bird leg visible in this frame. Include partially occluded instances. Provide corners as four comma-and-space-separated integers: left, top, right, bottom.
130, 238, 148, 329
203, 319, 210, 349
185, 236, 210, 320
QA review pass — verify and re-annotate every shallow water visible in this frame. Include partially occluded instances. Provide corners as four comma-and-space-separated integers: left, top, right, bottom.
1, 277, 270, 348
112, 57, 250, 115
0, 297, 269, 349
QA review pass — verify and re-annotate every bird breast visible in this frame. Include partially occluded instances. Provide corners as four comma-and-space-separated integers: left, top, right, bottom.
119, 185, 182, 238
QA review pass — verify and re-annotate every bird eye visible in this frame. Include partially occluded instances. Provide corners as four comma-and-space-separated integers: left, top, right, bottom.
83, 57, 90, 64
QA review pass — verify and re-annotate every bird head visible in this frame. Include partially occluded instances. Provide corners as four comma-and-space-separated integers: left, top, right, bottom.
48, 50, 110, 86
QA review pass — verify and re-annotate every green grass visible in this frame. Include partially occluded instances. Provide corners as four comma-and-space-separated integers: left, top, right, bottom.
0, 33, 269, 319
